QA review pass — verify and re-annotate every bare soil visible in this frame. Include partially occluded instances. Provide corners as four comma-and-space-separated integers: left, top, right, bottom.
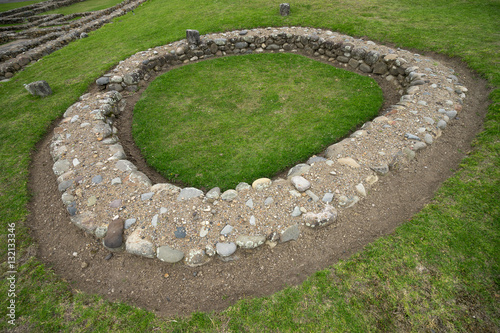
26, 51, 490, 317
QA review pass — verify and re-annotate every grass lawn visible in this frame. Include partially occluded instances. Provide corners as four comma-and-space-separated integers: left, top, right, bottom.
0, 0, 498, 331
133, 53, 383, 190
0, 0, 46, 13
40, 0, 125, 15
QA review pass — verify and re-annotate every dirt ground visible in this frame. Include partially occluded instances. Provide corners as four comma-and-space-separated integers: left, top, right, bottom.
26, 51, 490, 317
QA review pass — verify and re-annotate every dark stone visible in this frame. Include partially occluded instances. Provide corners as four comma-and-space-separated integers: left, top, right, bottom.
25, 80, 52, 97
373, 62, 388, 74
67, 203, 77, 216
103, 218, 124, 248
352, 47, 366, 60
186, 29, 200, 45
235, 42, 248, 49
280, 3, 290, 16
359, 63, 372, 73
365, 51, 380, 65
107, 83, 123, 92
175, 226, 186, 238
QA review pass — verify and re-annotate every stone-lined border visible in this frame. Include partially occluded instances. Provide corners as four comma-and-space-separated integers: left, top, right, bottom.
0, 0, 147, 78
49, 27, 467, 267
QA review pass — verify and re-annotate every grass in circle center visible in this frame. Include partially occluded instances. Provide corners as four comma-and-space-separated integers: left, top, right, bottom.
133, 53, 383, 190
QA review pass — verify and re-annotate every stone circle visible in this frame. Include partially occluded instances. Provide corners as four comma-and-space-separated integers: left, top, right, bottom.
48, 26, 467, 267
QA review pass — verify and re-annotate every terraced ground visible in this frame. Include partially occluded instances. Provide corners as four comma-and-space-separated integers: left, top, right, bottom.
0, 0, 498, 331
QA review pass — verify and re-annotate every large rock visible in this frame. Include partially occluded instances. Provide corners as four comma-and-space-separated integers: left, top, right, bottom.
178, 187, 203, 201
221, 189, 238, 201
216, 242, 237, 257
287, 163, 311, 179
252, 178, 272, 191
281, 224, 300, 242
157, 245, 184, 263
103, 218, 124, 249
186, 29, 200, 45
303, 205, 338, 228
235, 235, 266, 249
125, 229, 155, 258
184, 249, 210, 267
291, 176, 311, 192
280, 3, 290, 16
70, 211, 98, 233
25, 80, 52, 97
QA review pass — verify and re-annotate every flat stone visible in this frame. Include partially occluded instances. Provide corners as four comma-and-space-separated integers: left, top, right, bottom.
185, 249, 210, 267
264, 197, 274, 206
53, 159, 70, 176
126, 229, 155, 258
405, 133, 421, 141
92, 175, 103, 184
151, 183, 181, 194
220, 225, 233, 235
221, 189, 238, 201
128, 171, 152, 187
355, 183, 367, 197
424, 134, 433, 144
109, 199, 122, 208
70, 211, 98, 232
157, 245, 184, 263
249, 215, 256, 225
216, 242, 237, 257
437, 119, 447, 129
281, 224, 300, 242
111, 177, 122, 185
307, 156, 327, 164
141, 192, 154, 201
287, 163, 311, 178
291, 206, 302, 217
325, 143, 344, 159
95, 226, 107, 238
245, 199, 254, 209
124, 218, 136, 229
291, 176, 311, 192
322, 193, 334, 203
87, 196, 97, 206
305, 190, 319, 202
206, 187, 221, 200
236, 182, 251, 191
303, 205, 338, 228
235, 235, 266, 249
370, 164, 389, 175
103, 218, 124, 249
96, 77, 110, 85
337, 157, 360, 168
252, 178, 272, 191
178, 187, 203, 201
115, 160, 137, 172
413, 142, 427, 151
199, 226, 209, 237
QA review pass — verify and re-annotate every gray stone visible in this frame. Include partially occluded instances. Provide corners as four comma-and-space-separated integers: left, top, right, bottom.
424, 133, 433, 144
325, 143, 344, 159
58, 179, 73, 192
266, 44, 280, 50
107, 83, 123, 92
178, 187, 203, 201
264, 197, 274, 206
287, 163, 311, 178
365, 51, 380, 65
141, 192, 154, 201
220, 225, 233, 235
157, 245, 184, 263
109, 199, 122, 208
25, 80, 52, 97
236, 182, 251, 191
281, 224, 300, 242
111, 177, 122, 185
245, 198, 254, 209
103, 218, 124, 249
185, 249, 210, 267
305, 190, 319, 202
359, 63, 372, 73
370, 163, 389, 176
446, 110, 457, 119
423, 117, 435, 125
53, 159, 70, 175
405, 133, 421, 141
126, 229, 155, 258
199, 226, 209, 237
124, 218, 136, 229
413, 142, 427, 151
235, 42, 248, 49
249, 215, 256, 226
95, 226, 107, 238
307, 156, 327, 165
216, 242, 237, 257
116, 160, 137, 172
303, 205, 337, 228
151, 183, 181, 194
279, 3, 290, 16
92, 175, 103, 184
206, 187, 221, 200
437, 119, 447, 129
338, 195, 359, 208
186, 29, 200, 45
291, 176, 311, 192
221, 189, 238, 201
322, 192, 334, 203
80, 32, 88, 39
151, 214, 158, 227
373, 62, 388, 74
61, 192, 74, 205
291, 206, 302, 217
128, 171, 152, 187
96, 77, 109, 86
235, 235, 266, 249
123, 72, 140, 85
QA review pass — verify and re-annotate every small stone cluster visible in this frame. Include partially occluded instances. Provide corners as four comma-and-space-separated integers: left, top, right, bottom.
49, 27, 467, 267
0, 0, 147, 80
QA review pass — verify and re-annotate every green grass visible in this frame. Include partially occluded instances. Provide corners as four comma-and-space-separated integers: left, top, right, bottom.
0, 0, 498, 331
0, 0, 46, 13
40, 0, 125, 16
133, 53, 383, 190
